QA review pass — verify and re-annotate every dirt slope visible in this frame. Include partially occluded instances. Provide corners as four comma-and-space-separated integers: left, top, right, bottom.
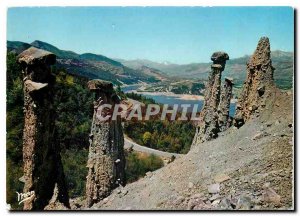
75, 88, 293, 210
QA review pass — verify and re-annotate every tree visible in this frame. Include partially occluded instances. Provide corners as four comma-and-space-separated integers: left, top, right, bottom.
142, 131, 152, 147
6, 53, 24, 209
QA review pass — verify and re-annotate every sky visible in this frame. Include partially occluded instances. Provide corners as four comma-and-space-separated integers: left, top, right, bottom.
7, 7, 294, 64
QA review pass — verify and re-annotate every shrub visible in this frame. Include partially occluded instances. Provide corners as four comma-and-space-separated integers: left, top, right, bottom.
61, 149, 88, 198
125, 151, 164, 183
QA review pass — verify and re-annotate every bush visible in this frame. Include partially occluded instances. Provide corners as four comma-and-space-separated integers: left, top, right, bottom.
6, 53, 24, 208
125, 151, 164, 183
61, 149, 89, 198
142, 131, 152, 146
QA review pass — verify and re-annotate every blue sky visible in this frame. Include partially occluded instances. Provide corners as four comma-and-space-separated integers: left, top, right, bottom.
7, 7, 294, 64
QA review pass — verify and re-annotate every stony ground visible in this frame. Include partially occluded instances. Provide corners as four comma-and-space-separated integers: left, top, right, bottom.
71, 88, 293, 211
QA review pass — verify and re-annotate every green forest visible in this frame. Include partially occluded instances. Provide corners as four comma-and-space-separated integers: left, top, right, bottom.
122, 92, 195, 154
124, 120, 194, 154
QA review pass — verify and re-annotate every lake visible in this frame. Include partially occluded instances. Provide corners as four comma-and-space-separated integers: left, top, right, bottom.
122, 86, 236, 116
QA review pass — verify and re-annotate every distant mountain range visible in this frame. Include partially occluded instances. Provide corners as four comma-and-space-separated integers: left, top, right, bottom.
117, 50, 294, 89
7, 40, 166, 85
7, 40, 293, 89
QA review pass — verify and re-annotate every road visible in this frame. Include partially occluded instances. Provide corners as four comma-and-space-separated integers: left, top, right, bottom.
124, 138, 182, 158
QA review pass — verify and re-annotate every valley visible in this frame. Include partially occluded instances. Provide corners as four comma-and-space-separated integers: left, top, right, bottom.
8, 40, 293, 94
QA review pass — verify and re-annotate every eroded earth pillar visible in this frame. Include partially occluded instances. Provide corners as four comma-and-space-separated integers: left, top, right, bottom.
218, 77, 234, 132
193, 52, 229, 145
18, 47, 69, 210
86, 79, 125, 207
234, 37, 275, 128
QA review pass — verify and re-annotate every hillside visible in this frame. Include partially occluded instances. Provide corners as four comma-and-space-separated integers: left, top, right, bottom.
118, 50, 294, 89
78, 88, 293, 210
7, 40, 292, 89
7, 40, 166, 85
138, 65, 168, 82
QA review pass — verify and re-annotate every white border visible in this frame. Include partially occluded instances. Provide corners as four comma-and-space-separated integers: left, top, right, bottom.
0, 1, 298, 216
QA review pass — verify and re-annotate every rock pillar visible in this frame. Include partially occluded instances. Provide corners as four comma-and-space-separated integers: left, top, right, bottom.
85, 79, 125, 207
193, 52, 229, 145
218, 77, 234, 132
234, 37, 275, 127
18, 47, 69, 210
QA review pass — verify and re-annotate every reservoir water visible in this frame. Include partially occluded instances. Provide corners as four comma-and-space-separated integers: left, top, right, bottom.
122, 85, 236, 117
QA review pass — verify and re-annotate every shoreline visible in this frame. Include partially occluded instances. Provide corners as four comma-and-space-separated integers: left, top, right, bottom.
126, 90, 204, 101
125, 90, 237, 103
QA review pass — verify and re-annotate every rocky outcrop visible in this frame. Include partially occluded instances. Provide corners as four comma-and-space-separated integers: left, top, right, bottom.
18, 47, 69, 210
234, 37, 275, 127
218, 77, 234, 132
86, 79, 125, 207
193, 52, 229, 145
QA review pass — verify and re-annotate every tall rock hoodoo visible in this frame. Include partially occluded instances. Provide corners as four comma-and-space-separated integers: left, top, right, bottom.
234, 37, 275, 127
193, 52, 229, 145
85, 79, 125, 207
218, 77, 234, 132
18, 47, 69, 210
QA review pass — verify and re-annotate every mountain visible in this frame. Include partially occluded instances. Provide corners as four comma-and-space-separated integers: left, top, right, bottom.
31, 40, 79, 59
7, 41, 31, 54
138, 66, 168, 81
7, 40, 166, 85
115, 58, 177, 70
79, 53, 122, 67
7, 40, 293, 89
118, 51, 294, 89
